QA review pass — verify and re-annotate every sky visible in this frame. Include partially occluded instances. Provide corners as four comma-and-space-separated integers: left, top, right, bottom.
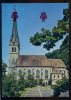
2, 3, 68, 67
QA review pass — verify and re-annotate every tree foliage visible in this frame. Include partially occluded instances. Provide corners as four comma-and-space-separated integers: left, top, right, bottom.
46, 35, 69, 68
2, 74, 21, 97
2, 63, 41, 97
30, 8, 69, 50
52, 77, 69, 97
2, 62, 21, 97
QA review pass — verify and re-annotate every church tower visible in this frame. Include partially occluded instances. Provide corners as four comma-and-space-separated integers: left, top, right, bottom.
9, 9, 20, 74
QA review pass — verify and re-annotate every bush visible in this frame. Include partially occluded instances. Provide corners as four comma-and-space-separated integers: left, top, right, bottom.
53, 77, 69, 97
39, 79, 43, 85
53, 87, 61, 96
2, 74, 21, 97
42, 82, 45, 86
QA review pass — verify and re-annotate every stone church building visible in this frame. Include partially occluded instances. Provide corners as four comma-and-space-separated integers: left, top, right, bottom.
9, 10, 68, 85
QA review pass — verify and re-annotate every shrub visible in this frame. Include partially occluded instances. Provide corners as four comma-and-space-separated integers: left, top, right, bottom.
53, 77, 69, 97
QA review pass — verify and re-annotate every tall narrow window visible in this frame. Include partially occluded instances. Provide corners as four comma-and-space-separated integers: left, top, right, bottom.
18, 70, 22, 79
58, 75, 59, 78
62, 70, 65, 74
12, 47, 14, 52
45, 70, 48, 78
36, 70, 40, 78
28, 70, 31, 75
12, 47, 16, 52
15, 47, 16, 52
28, 70, 32, 79
54, 75, 55, 78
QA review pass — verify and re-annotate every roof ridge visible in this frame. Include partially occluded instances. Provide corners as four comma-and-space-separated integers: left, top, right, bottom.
19, 55, 47, 56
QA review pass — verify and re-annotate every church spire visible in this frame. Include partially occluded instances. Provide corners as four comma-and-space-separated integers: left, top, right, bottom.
9, 8, 20, 75
10, 8, 19, 42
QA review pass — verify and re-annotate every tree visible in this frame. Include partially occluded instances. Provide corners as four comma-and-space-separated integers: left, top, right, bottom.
30, 8, 69, 51
2, 74, 21, 97
45, 35, 69, 68
2, 62, 21, 97
27, 74, 37, 87
52, 77, 69, 97
39, 79, 43, 85
2, 61, 7, 79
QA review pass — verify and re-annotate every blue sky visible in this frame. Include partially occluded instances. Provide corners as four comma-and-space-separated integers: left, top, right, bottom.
2, 3, 68, 67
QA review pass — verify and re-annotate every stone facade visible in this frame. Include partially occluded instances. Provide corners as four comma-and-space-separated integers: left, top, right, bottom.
15, 66, 68, 85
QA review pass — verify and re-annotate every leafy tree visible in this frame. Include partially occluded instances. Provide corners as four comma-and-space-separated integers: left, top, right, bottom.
30, 8, 69, 51
46, 35, 69, 68
39, 79, 43, 85
2, 73, 21, 97
2, 61, 7, 79
53, 77, 69, 97
2, 62, 21, 97
27, 74, 37, 87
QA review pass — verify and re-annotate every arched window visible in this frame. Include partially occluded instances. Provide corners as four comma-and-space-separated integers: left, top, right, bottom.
36, 70, 40, 78
54, 75, 55, 78
58, 75, 59, 78
28, 70, 31, 75
28, 70, 32, 79
45, 70, 48, 78
18, 70, 22, 79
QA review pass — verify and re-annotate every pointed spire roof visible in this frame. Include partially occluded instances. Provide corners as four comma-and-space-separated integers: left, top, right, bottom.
10, 8, 19, 42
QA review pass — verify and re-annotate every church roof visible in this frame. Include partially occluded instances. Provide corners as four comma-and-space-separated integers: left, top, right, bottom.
49, 59, 66, 68
16, 55, 66, 68
16, 55, 51, 66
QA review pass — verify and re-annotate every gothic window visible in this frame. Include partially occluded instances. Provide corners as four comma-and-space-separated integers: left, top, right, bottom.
62, 70, 65, 74
18, 70, 22, 79
54, 75, 55, 78
28, 70, 31, 75
28, 70, 32, 79
36, 70, 40, 78
45, 70, 48, 78
58, 75, 59, 78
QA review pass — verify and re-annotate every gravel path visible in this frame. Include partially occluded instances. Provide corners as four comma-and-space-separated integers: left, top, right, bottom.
25, 86, 53, 97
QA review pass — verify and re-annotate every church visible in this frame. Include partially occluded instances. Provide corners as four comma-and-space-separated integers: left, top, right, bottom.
8, 10, 68, 85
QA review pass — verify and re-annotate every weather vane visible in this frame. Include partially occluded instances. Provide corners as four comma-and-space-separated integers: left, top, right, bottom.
11, 5, 18, 21
40, 12, 47, 22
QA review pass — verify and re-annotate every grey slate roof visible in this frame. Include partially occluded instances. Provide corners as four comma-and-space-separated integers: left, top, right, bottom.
10, 20, 19, 42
